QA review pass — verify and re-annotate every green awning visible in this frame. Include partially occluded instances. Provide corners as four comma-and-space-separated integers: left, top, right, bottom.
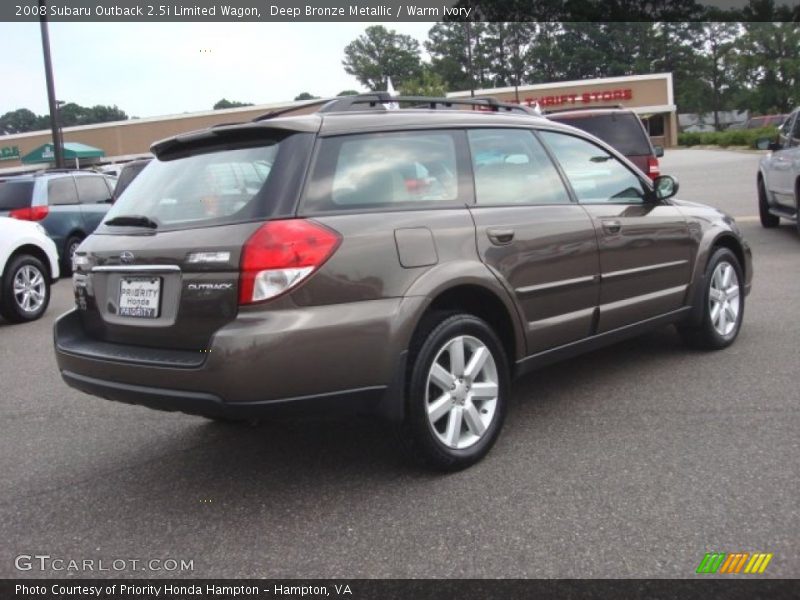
21, 142, 105, 164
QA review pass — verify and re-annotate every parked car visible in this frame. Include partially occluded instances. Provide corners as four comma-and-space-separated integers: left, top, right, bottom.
757, 107, 800, 234
547, 108, 663, 180
747, 114, 788, 130
0, 216, 60, 323
113, 158, 151, 200
54, 94, 752, 470
0, 170, 114, 273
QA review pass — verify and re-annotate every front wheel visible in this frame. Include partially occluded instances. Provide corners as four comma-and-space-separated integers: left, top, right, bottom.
398, 313, 510, 471
678, 248, 744, 350
758, 179, 780, 228
0, 254, 51, 323
796, 182, 800, 236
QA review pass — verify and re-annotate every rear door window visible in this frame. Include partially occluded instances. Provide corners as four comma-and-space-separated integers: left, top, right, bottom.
468, 128, 571, 205
0, 180, 34, 210
76, 176, 112, 204
540, 131, 647, 204
47, 177, 79, 205
551, 113, 651, 156
303, 130, 464, 213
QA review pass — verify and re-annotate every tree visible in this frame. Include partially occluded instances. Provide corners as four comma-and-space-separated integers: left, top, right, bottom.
343, 25, 423, 90
400, 67, 447, 97
336, 90, 360, 96
651, 22, 707, 114
294, 92, 320, 101
56, 103, 127, 127
525, 23, 568, 84
0, 108, 40, 134
696, 23, 741, 130
426, 22, 493, 93
485, 22, 534, 90
213, 98, 253, 109
426, 22, 472, 92
736, 22, 800, 114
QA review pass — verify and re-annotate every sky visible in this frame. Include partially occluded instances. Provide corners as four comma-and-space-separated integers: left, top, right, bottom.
0, 22, 434, 118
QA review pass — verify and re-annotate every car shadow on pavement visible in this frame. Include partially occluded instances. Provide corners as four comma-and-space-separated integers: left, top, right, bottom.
76, 326, 689, 504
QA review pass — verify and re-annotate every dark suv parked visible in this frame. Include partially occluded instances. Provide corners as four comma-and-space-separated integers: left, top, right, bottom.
0, 170, 114, 272
547, 108, 663, 180
54, 95, 752, 470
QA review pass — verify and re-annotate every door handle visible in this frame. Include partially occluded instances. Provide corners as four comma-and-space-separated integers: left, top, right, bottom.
487, 228, 515, 245
602, 220, 622, 234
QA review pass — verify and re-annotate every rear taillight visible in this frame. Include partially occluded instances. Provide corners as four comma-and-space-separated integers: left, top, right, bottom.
9, 206, 49, 221
238, 219, 341, 305
647, 156, 660, 180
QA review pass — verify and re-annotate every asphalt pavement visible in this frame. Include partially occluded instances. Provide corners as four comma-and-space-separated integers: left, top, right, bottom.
0, 148, 797, 579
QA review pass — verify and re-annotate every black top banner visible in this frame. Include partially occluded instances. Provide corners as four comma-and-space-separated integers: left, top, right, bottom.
2, 0, 799, 22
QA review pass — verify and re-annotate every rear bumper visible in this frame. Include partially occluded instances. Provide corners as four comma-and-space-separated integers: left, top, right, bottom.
60, 370, 389, 419
54, 297, 422, 420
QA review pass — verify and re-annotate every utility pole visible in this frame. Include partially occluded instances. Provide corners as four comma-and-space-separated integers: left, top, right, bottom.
39, 0, 65, 168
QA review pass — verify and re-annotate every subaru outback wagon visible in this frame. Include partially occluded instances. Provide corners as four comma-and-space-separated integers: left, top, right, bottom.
54, 95, 752, 470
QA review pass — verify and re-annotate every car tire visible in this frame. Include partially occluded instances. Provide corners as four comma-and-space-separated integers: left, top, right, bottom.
397, 312, 509, 471
62, 235, 83, 274
0, 254, 51, 323
678, 248, 744, 350
795, 182, 800, 236
758, 179, 780, 228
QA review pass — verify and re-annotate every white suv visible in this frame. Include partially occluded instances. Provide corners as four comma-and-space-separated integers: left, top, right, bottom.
758, 107, 800, 234
0, 217, 60, 323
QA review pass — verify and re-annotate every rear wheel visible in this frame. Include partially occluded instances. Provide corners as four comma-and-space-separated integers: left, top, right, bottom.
796, 181, 800, 236
678, 248, 744, 350
0, 254, 51, 323
63, 235, 83, 274
397, 312, 509, 471
758, 179, 779, 228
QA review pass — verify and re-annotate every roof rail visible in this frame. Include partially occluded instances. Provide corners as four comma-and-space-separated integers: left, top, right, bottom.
33, 168, 77, 175
317, 93, 540, 115
544, 104, 626, 115
252, 98, 333, 122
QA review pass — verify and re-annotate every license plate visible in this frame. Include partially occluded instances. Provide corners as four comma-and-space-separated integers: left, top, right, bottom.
118, 277, 161, 318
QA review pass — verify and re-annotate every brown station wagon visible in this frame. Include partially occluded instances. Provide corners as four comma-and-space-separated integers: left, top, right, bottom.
54, 95, 753, 470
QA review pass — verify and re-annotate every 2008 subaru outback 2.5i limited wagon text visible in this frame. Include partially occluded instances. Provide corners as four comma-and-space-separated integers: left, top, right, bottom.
54, 95, 752, 470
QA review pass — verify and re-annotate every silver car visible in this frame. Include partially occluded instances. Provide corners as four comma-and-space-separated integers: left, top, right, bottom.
758, 107, 800, 235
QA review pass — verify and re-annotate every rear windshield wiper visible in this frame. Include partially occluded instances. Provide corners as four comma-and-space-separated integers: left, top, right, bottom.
104, 215, 158, 229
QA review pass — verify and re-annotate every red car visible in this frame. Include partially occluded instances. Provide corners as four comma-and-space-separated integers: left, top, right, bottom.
547, 108, 663, 180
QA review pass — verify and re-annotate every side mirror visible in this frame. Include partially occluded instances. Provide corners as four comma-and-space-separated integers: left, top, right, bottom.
652, 175, 679, 201
755, 137, 775, 151
653, 145, 665, 158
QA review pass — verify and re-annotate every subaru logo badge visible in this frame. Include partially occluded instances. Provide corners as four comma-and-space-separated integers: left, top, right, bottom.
120, 251, 135, 264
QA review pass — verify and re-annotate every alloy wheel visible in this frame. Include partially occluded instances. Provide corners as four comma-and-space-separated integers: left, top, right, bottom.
708, 261, 740, 337
13, 265, 46, 313
425, 335, 499, 450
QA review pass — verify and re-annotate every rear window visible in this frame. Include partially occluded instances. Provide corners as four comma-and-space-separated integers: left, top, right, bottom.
550, 113, 652, 156
0, 180, 34, 210
302, 130, 463, 213
113, 161, 149, 198
103, 141, 285, 230
76, 175, 112, 204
